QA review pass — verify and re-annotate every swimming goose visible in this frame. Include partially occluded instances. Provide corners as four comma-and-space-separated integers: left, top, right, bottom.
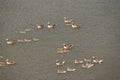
24, 39, 32, 42
57, 69, 66, 74
6, 39, 15, 45
63, 43, 73, 50
0, 62, 5, 67
92, 56, 103, 64
56, 60, 65, 66
47, 22, 55, 29
64, 17, 72, 24
0, 56, 3, 58
6, 59, 15, 65
67, 67, 76, 72
19, 31, 26, 34
32, 38, 39, 42
81, 63, 94, 69
24, 28, 30, 32
71, 22, 80, 29
57, 48, 70, 54
74, 59, 84, 64
36, 24, 44, 29
84, 58, 91, 62
17, 39, 25, 43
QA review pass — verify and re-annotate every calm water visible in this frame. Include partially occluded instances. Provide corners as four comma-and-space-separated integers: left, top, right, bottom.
0, 0, 120, 80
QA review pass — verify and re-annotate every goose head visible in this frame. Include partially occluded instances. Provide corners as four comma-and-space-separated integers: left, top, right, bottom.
64, 17, 67, 20
5, 38, 9, 41
47, 22, 50, 25
92, 56, 96, 59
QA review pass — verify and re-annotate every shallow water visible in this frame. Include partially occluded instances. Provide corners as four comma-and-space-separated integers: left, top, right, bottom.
0, 0, 120, 80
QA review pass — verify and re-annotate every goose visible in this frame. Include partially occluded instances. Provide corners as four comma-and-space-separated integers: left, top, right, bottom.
17, 39, 25, 43
57, 48, 70, 54
67, 67, 76, 72
63, 43, 73, 50
92, 56, 103, 64
93, 59, 103, 64
6, 59, 15, 65
81, 63, 94, 69
6, 39, 15, 45
36, 24, 44, 29
24, 39, 32, 42
64, 17, 72, 24
0, 56, 3, 58
32, 38, 39, 42
24, 28, 30, 32
57, 69, 66, 74
0, 62, 5, 67
84, 58, 91, 62
57, 48, 64, 54
74, 59, 84, 64
71, 22, 80, 29
19, 31, 26, 34
56, 60, 65, 66
47, 22, 55, 29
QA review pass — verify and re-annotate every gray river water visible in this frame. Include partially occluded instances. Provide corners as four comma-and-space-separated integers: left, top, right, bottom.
0, 0, 120, 80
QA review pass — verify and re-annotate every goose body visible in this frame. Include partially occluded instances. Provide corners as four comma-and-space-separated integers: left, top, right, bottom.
19, 31, 26, 34
72, 23, 80, 29
6, 39, 15, 45
24, 28, 30, 32
67, 67, 76, 72
33, 38, 39, 42
24, 39, 32, 42
74, 59, 84, 64
63, 43, 73, 50
57, 70, 66, 74
7, 41, 14, 45
0, 56, 3, 58
17, 39, 25, 43
57, 48, 69, 54
0, 62, 5, 67
47, 22, 55, 29
84, 58, 91, 62
56, 60, 65, 66
64, 17, 72, 24
37, 24, 44, 29
82, 63, 94, 69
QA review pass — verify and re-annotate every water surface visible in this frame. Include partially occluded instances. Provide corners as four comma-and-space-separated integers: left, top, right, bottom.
0, 0, 120, 80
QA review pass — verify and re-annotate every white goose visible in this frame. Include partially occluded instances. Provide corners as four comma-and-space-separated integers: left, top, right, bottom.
6, 39, 15, 45
47, 22, 55, 29
56, 60, 65, 66
67, 67, 76, 72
